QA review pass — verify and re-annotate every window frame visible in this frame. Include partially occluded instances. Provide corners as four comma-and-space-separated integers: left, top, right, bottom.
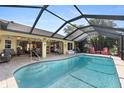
68, 42, 73, 50
5, 40, 12, 49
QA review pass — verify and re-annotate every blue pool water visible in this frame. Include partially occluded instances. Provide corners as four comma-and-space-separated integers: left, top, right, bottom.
14, 55, 121, 88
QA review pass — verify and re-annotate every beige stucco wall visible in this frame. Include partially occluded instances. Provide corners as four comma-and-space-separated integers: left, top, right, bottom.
0, 36, 5, 52
63, 41, 68, 54
0, 35, 17, 52
0, 30, 75, 58
42, 41, 47, 58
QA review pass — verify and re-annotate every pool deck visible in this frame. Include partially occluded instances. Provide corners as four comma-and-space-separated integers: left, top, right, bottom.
0, 53, 124, 88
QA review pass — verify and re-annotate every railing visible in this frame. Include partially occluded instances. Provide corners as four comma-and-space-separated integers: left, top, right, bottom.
30, 50, 41, 61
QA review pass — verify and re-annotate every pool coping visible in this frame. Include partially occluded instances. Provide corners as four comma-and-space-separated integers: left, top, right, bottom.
13, 53, 113, 75
111, 56, 124, 88
9, 53, 124, 88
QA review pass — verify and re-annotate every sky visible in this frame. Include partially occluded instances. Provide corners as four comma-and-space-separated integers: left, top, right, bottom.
0, 5, 124, 36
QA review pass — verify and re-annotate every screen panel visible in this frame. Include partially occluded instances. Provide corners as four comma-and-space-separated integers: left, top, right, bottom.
35, 11, 65, 35
66, 30, 83, 40
54, 23, 77, 38
47, 5, 81, 20
77, 5, 124, 15
0, 7, 40, 26
75, 33, 88, 41
0, 7, 40, 33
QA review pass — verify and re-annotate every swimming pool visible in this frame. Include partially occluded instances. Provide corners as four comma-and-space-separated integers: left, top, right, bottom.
14, 55, 121, 88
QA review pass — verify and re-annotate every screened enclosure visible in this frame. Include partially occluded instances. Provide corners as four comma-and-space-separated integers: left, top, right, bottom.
0, 5, 124, 59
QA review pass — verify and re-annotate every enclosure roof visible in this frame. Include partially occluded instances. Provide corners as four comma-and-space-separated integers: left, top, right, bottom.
0, 5, 124, 41
0, 19, 64, 38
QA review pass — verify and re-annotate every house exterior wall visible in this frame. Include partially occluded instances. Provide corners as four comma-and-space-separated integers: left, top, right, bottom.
63, 41, 67, 54
0, 36, 5, 52
0, 29, 75, 58
0, 35, 17, 52
42, 41, 47, 58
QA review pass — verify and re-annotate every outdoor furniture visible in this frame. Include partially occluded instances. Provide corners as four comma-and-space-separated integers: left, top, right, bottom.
96, 50, 101, 54
67, 50, 75, 54
101, 48, 109, 55
17, 47, 22, 56
4, 49, 16, 56
89, 47, 95, 54
0, 49, 12, 63
10, 49, 16, 56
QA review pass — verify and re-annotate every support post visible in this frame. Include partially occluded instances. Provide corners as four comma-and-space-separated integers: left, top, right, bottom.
28, 40, 32, 61
11, 37, 17, 53
42, 40, 47, 58
0, 36, 5, 51
72, 42, 75, 50
63, 41, 67, 55
120, 35, 124, 60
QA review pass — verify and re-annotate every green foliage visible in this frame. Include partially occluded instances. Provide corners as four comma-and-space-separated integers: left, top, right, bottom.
109, 47, 118, 55
78, 39, 88, 52
64, 24, 77, 34
89, 19, 116, 27
63, 19, 118, 53
88, 19, 117, 50
89, 35, 118, 50
63, 19, 117, 34
64, 24, 84, 34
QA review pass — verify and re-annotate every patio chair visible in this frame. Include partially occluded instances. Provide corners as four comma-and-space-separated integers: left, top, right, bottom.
10, 49, 16, 56
101, 48, 109, 55
0, 49, 12, 63
4, 49, 16, 56
89, 47, 96, 54
17, 47, 24, 56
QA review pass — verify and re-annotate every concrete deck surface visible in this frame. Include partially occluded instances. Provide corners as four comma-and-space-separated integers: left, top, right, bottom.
0, 54, 124, 88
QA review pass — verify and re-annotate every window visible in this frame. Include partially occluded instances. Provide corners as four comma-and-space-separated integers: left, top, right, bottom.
5, 40, 11, 48
68, 43, 73, 50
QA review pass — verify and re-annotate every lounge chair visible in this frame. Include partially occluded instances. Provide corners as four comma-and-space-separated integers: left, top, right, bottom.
89, 47, 95, 54
101, 48, 109, 55
0, 49, 12, 63
4, 49, 16, 56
